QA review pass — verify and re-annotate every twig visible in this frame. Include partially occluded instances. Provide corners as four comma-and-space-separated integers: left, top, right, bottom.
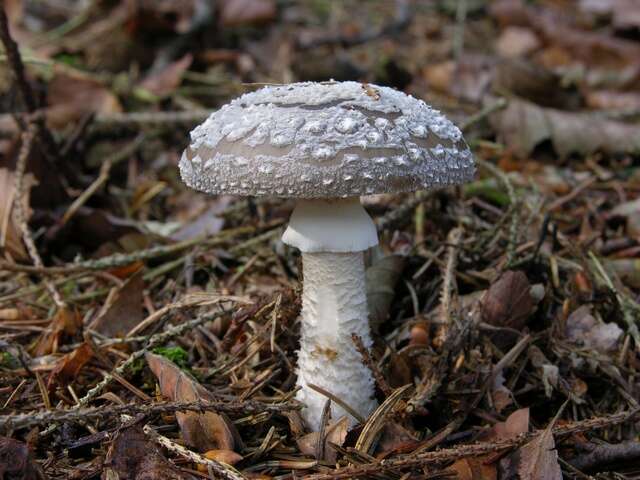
143, 424, 248, 480
12, 125, 65, 308
302, 409, 640, 480
0, 7, 60, 163
61, 134, 146, 225
0, 225, 255, 275
434, 227, 463, 347
0, 399, 299, 431
476, 158, 519, 267
351, 334, 393, 397
568, 441, 640, 471
0, 7, 36, 111
460, 98, 508, 131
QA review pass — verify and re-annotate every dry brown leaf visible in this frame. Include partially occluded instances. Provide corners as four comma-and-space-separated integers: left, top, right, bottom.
146, 352, 236, 452
219, 0, 277, 27
585, 90, 640, 110
0, 436, 47, 480
481, 271, 534, 329
517, 426, 562, 480
33, 307, 82, 356
422, 56, 493, 103
376, 423, 421, 459
46, 70, 122, 130
197, 450, 243, 472
47, 342, 94, 391
487, 408, 530, 441
89, 271, 144, 338
296, 417, 348, 463
138, 54, 193, 98
491, 0, 640, 68
495, 26, 541, 58
104, 425, 196, 479
448, 457, 497, 480
491, 97, 640, 157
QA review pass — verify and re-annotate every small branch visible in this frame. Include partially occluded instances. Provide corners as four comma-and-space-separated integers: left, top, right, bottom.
0, 225, 256, 275
143, 424, 248, 480
0, 9, 62, 163
61, 134, 146, 225
0, 7, 36, 111
351, 333, 392, 397
0, 399, 299, 431
568, 441, 640, 471
12, 125, 65, 308
434, 227, 463, 347
476, 158, 519, 267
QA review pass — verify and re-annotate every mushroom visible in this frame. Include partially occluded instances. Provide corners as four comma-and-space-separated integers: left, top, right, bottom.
180, 81, 475, 430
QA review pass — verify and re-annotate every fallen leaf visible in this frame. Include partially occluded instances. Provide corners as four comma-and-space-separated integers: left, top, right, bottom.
366, 254, 405, 332
146, 352, 236, 452
0, 436, 47, 480
517, 425, 562, 480
33, 307, 82, 356
296, 417, 348, 463
47, 342, 94, 391
376, 422, 420, 459
495, 26, 541, 58
491, 97, 640, 157
89, 271, 144, 338
565, 305, 623, 352
488, 408, 530, 441
480, 271, 535, 348
492, 371, 513, 413
138, 54, 193, 98
491, 0, 640, 68
104, 425, 196, 479
171, 202, 229, 242
46, 70, 122, 130
423, 56, 493, 103
448, 457, 497, 480
585, 90, 640, 110
197, 450, 243, 472
219, 0, 277, 27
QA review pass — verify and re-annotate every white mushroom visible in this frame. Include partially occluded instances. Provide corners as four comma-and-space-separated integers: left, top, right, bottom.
180, 81, 475, 430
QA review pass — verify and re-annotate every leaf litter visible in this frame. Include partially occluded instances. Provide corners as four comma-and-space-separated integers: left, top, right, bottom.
1, 0, 640, 479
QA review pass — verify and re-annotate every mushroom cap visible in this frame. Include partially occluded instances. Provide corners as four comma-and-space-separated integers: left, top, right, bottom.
180, 81, 475, 198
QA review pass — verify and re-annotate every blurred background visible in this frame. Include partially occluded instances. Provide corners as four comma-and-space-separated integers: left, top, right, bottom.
2, 0, 640, 263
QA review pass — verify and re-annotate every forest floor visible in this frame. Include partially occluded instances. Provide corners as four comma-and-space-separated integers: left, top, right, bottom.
1, 0, 640, 479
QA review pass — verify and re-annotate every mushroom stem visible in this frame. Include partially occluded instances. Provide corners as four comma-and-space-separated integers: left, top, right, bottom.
297, 250, 376, 430
282, 197, 379, 430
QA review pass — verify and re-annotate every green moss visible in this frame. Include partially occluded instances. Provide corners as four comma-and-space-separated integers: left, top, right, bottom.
152, 346, 189, 369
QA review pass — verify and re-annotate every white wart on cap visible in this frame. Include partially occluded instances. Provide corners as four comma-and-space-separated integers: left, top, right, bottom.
180, 81, 475, 198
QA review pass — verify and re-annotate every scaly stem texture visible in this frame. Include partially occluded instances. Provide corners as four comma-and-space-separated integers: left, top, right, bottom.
296, 252, 376, 430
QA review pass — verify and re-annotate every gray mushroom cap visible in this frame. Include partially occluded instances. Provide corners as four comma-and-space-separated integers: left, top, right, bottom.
180, 81, 475, 198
